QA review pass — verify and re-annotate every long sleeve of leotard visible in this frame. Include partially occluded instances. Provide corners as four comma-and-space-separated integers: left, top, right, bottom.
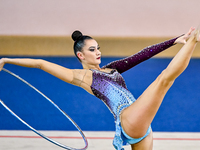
102, 36, 182, 74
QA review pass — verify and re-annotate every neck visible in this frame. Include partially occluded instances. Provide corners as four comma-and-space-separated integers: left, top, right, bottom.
82, 63, 101, 70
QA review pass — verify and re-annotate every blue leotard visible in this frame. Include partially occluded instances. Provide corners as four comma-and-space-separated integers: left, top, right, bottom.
90, 36, 180, 150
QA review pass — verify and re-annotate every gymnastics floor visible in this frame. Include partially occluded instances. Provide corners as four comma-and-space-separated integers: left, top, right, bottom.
0, 130, 200, 150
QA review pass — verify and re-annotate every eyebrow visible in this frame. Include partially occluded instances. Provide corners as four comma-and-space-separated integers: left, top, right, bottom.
88, 45, 99, 49
89, 46, 96, 49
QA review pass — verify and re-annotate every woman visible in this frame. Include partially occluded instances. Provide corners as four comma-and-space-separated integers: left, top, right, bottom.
0, 27, 199, 150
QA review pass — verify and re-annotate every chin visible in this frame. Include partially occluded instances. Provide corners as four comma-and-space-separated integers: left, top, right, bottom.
93, 59, 101, 64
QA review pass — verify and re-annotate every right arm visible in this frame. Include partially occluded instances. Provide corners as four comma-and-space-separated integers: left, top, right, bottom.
0, 58, 74, 84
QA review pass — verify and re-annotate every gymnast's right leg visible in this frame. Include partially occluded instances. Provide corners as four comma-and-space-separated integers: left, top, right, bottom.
121, 28, 199, 145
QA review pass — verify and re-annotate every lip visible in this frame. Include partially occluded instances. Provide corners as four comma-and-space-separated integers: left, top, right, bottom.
97, 56, 101, 59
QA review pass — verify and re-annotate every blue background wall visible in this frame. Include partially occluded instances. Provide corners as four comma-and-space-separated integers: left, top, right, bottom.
0, 56, 200, 132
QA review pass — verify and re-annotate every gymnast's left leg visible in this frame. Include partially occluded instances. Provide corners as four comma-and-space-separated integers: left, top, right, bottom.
121, 29, 200, 149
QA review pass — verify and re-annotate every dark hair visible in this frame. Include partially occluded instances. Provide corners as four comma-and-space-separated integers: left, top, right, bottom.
71, 30, 93, 61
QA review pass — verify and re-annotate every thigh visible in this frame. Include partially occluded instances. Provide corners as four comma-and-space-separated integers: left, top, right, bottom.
121, 73, 174, 138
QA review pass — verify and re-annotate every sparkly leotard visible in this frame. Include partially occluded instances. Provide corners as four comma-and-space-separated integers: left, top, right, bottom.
90, 36, 180, 150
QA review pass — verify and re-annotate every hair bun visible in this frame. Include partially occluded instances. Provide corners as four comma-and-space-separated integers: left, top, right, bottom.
71, 30, 83, 41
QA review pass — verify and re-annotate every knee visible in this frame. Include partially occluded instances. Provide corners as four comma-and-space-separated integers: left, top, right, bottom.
157, 70, 175, 88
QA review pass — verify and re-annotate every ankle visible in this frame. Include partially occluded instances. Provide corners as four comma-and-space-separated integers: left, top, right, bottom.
195, 26, 200, 42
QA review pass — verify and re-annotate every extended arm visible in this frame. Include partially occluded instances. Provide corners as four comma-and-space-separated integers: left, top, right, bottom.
102, 27, 195, 74
0, 58, 73, 83
102, 36, 180, 73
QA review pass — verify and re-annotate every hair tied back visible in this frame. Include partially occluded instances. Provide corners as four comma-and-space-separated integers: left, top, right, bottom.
72, 30, 83, 41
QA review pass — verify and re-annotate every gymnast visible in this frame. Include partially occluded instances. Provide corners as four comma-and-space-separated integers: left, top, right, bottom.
0, 26, 199, 150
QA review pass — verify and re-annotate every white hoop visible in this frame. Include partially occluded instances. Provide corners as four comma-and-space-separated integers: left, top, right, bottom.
0, 68, 88, 150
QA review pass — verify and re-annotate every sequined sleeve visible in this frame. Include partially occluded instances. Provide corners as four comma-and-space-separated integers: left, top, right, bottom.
102, 36, 182, 74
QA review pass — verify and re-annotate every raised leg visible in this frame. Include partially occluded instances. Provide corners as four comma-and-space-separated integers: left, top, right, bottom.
121, 30, 199, 140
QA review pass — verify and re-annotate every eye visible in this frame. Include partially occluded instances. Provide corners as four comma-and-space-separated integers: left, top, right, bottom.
89, 48, 95, 52
88, 46, 100, 52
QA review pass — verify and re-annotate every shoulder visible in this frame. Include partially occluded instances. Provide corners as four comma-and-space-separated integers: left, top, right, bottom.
71, 69, 93, 86
71, 69, 94, 94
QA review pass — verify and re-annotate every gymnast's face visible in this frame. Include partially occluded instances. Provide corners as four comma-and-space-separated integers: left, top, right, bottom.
77, 39, 101, 65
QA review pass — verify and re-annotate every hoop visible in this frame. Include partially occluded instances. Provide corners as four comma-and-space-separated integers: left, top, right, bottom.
0, 68, 88, 150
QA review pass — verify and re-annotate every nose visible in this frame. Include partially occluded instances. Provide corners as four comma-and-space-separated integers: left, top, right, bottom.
96, 49, 101, 56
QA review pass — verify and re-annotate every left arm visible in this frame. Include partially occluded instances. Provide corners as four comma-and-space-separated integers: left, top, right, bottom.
102, 27, 194, 74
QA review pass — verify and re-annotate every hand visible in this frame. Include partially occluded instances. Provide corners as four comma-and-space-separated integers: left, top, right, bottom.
0, 58, 5, 71
175, 27, 195, 44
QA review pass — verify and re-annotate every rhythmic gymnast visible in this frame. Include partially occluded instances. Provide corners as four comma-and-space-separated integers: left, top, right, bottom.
0, 26, 199, 150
